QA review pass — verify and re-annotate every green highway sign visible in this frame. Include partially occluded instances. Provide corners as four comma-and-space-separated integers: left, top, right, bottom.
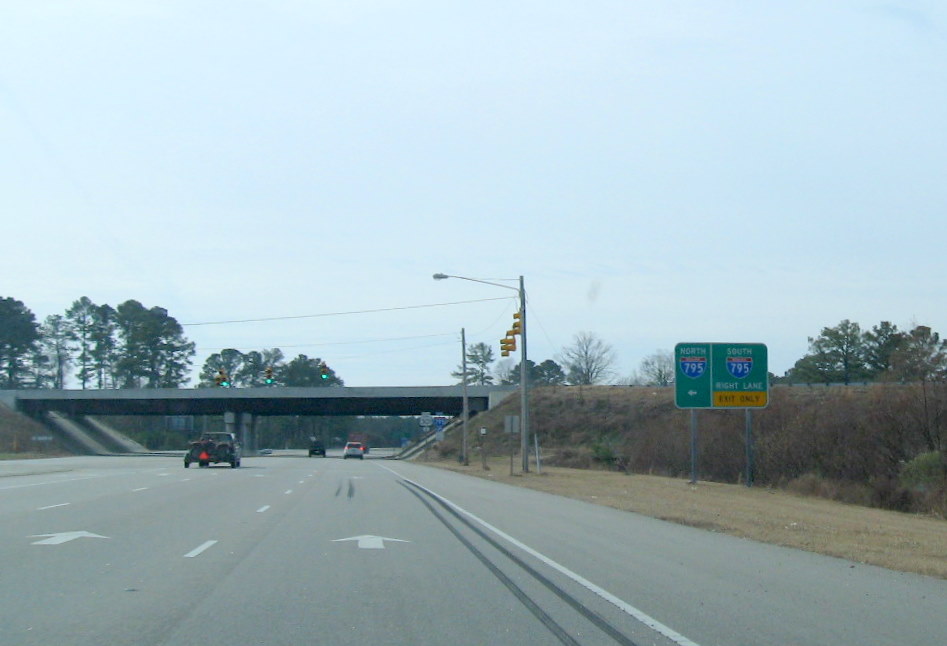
675, 342, 768, 409
675, 343, 712, 408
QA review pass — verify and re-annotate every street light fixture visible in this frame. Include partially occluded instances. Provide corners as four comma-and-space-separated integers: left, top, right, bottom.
433, 273, 530, 472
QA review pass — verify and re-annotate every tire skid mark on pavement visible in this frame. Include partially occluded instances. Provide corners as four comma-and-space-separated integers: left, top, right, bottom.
400, 481, 583, 646
381, 465, 701, 646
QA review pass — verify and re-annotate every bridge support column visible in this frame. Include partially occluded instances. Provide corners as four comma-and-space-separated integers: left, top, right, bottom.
224, 411, 236, 436
225, 412, 254, 452
237, 413, 254, 452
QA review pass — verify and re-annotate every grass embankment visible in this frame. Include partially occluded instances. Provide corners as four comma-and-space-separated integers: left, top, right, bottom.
0, 404, 69, 459
420, 455, 947, 580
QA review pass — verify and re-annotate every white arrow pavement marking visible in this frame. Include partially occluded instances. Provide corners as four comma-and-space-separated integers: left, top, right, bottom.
31, 531, 109, 545
332, 535, 410, 550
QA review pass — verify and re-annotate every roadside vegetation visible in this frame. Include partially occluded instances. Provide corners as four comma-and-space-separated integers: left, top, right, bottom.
428, 384, 947, 518
0, 404, 69, 458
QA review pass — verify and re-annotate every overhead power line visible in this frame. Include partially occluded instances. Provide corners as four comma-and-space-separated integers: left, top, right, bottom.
182, 297, 513, 327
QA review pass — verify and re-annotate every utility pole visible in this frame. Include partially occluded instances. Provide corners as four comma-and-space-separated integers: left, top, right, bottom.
461, 327, 469, 466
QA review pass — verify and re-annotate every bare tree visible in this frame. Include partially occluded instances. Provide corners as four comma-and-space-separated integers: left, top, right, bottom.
639, 350, 674, 386
493, 358, 515, 384
559, 331, 617, 385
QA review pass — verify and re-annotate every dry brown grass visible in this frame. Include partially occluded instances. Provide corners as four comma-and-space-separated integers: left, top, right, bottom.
0, 404, 69, 457
420, 455, 947, 579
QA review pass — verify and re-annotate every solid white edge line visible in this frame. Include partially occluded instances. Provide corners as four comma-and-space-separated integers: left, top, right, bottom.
183, 540, 218, 558
257, 505, 271, 513
378, 464, 702, 646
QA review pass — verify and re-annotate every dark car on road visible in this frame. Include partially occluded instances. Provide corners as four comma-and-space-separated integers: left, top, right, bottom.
185, 432, 242, 468
308, 439, 326, 457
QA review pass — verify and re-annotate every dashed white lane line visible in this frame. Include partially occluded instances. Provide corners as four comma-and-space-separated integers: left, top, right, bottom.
257, 505, 271, 513
0, 476, 98, 491
132, 487, 149, 492
37, 503, 70, 510
284, 489, 293, 495
183, 540, 218, 558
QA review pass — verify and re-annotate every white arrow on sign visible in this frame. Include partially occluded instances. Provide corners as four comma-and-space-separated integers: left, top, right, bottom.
332, 535, 410, 550
31, 531, 109, 545
688, 390, 698, 396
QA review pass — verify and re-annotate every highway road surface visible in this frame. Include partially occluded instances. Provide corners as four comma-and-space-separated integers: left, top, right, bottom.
1, 454, 945, 646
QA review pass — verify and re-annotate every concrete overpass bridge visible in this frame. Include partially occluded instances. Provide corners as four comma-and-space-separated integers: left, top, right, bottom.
0, 386, 515, 454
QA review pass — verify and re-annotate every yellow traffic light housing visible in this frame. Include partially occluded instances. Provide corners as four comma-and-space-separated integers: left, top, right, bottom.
500, 336, 516, 356
511, 311, 522, 335
264, 367, 274, 384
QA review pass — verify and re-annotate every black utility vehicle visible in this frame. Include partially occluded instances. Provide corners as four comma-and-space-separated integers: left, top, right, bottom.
308, 439, 326, 457
185, 432, 242, 468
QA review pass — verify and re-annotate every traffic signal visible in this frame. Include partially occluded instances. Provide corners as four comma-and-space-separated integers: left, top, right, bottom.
511, 311, 522, 335
264, 367, 274, 384
216, 369, 230, 387
500, 336, 516, 357
320, 362, 329, 380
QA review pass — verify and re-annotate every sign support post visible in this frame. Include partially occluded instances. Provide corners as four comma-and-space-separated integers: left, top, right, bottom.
745, 409, 754, 487
690, 410, 698, 485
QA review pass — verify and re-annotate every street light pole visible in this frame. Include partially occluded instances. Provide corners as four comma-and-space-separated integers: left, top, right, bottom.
433, 273, 529, 473
517, 275, 529, 473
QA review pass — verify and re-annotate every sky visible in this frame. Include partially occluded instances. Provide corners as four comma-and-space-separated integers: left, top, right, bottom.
3, 1, 946, 388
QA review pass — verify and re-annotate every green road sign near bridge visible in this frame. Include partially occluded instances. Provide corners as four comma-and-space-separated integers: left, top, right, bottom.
674, 342, 768, 409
